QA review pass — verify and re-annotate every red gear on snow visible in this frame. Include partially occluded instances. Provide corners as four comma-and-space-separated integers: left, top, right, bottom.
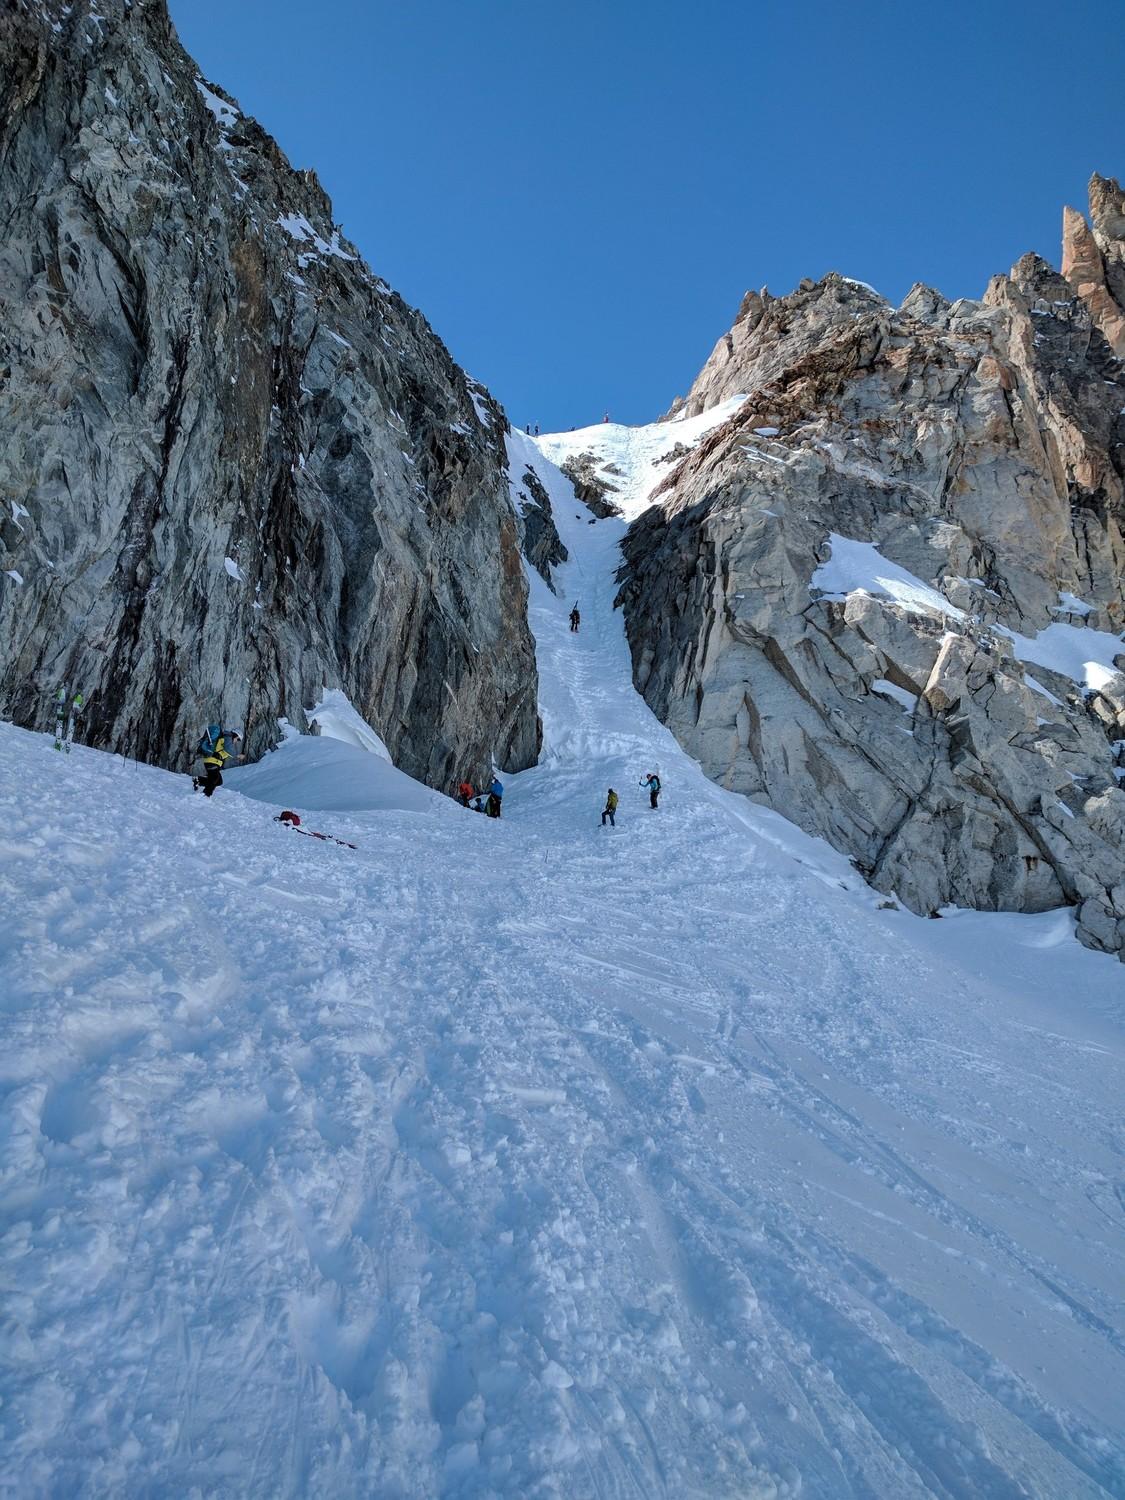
274, 808, 356, 849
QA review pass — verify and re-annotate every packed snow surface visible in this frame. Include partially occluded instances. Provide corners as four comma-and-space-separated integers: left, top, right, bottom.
534, 396, 747, 519
3, 438, 1124, 1497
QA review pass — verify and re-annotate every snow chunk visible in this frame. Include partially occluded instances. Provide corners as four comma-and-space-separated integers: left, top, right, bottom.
196, 80, 238, 129
276, 213, 355, 264
1024, 674, 1064, 708
223, 557, 245, 582
467, 382, 492, 429
813, 535, 965, 621
307, 689, 391, 761
740, 444, 787, 466
872, 678, 918, 712
996, 621, 1125, 694
1053, 591, 1094, 618
4, 569, 24, 585
541, 1360, 573, 1390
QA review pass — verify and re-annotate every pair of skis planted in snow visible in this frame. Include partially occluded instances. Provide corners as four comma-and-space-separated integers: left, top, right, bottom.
53, 687, 85, 753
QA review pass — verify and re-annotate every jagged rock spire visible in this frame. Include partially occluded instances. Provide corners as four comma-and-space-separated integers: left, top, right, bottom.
1063, 173, 1125, 356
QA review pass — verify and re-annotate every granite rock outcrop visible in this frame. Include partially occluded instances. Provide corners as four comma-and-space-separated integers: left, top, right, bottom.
619, 177, 1125, 956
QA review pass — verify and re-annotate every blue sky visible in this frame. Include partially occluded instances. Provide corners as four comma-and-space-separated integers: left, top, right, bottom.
170, 0, 1123, 430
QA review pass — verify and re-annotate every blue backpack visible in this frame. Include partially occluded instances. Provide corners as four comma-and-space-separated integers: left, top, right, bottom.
199, 723, 222, 756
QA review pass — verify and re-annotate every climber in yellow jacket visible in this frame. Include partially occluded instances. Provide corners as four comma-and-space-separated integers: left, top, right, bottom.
192, 724, 242, 797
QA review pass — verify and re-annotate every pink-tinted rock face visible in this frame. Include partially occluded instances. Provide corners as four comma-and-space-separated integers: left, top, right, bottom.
1063, 175, 1125, 357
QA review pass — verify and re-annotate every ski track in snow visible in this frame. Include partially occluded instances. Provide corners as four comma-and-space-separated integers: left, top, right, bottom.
2, 437, 1124, 1497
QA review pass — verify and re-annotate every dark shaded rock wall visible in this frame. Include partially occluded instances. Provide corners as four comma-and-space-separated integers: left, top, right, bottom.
0, 0, 540, 788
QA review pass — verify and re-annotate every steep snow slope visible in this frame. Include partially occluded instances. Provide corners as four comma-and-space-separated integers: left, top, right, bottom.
534, 397, 746, 519
2, 443, 1124, 1497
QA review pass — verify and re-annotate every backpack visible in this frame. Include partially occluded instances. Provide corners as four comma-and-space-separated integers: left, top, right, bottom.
650, 775, 661, 792
199, 723, 222, 756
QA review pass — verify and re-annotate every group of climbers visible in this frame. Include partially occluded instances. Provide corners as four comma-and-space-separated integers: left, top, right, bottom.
192, 723, 660, 834
191, 601, 663, 834
453, 776, 504, 818
601, 773, 659, 826
451, 772, 659, 828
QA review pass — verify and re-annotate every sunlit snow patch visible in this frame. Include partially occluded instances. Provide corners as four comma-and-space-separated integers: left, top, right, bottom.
841, 276, 886, 298
534, 396, 747, 520
996, 621, 1125, 694
872, 678, 918, 712
276, 212, 356, 265
1052, 591, 1094, 618
196, 80, 238, 129
467, 381, 494, 431
812, 534, 964, 620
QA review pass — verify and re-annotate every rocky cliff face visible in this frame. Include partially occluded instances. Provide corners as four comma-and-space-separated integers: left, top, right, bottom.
619, 177, 1125, 957
0, 0, 541, 787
